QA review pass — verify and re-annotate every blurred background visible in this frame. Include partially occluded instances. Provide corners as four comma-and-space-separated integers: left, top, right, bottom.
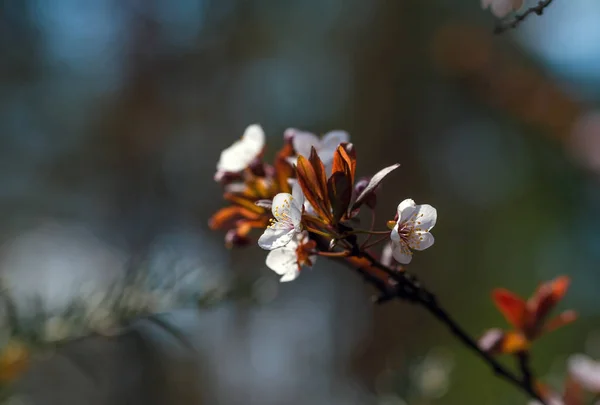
1, 0, 600, 404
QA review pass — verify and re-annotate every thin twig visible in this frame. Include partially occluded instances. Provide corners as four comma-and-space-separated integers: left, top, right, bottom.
349, 250, 547, 404
494, 0, 554, 34
517, 351, 535, 393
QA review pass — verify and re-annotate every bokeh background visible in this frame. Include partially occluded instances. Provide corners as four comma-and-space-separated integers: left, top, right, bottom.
1, 0, 600, 404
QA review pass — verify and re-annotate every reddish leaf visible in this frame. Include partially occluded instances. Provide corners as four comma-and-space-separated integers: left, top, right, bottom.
543, 310, 577, 334
309, 147, 329, 203
274, 142, 295, 193
209, 206, 260, 230
492, 288, 527, 329
337, 143, 356, 185
530, 276, 571, 324
296, 155, 333, 223
327, 171, 352, 223
224, 193, 265, 213
331, 145, 349, 177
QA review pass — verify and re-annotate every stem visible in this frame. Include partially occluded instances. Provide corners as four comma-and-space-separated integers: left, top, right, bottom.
347, 250, 547, 404
360, 210, 377, 249
318, 251, 350, 258
305, 226, 333, 239
517, 352, 535, 394
361, 234, 390, 250
351, 229, 391, 235
494, 0, 554, 34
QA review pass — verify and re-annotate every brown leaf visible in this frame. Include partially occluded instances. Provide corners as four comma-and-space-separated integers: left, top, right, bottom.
309, 147, 329, 202
274, 142, 295, 193
492, 288, 527, 330
296, 155, 333, 222
328, 171, 352, 223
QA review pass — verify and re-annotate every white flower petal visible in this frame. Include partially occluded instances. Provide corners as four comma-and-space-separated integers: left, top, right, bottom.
271, 193, 294, 222
291, 181, 305, 209
266, 246, 300, 282
381, 242, 394, 267
490, 0, 515, 17
481, 0, 493, 9
292, 130, 321, 158
216, 124, 265, 173
243, 124, 266, 146
258, 227, 294, 250
568, 354, 600, 393
255, 199, 273, 209
224, 182, 247, 193
397, 199, 417, 223
321, 130, 350, 150
279, 270, 300, 282
391, 240, 413, 264
413, 204, 437, 232
408, 232, 435, 251
390, 225, 401, 242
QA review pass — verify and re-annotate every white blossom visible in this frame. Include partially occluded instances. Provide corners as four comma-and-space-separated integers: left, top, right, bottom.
265, 232, 316, 282
390, 199, 437, 264
481, 0, 524, 18
568, 354, 600, 393
287, 128, 349, 171
215, 124, 265, 178
258, 182, 305, 250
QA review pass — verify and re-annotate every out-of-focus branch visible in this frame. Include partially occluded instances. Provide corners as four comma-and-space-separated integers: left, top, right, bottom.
494, 0, 554, 34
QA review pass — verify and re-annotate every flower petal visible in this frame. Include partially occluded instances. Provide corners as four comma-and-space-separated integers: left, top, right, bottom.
408, 232, 435, 251
490, 0, 515, 18
381, 242, 395, 267
258, 227, 294, 250
217, 124, 265, 173
321, 130, 350, 151
390, 225, 401, 242
271, 193, 294, 222
391, 240, 412, 264
568, 354, 600, 393
266, 246, 300, 282
413, 204, 437, 232
291, 178, 305, 209
255, 199, 273, 209
397, 199, 417, 223
291, 130, 320, 158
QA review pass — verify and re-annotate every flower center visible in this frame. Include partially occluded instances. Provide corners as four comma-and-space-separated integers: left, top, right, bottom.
399, 212, 426, 242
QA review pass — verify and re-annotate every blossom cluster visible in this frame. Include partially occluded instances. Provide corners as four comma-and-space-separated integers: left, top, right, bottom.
210, 124, 437, 282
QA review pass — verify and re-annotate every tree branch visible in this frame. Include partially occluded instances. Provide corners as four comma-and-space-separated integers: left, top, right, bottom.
494, 0, 554, 34
349, 250, 546, 404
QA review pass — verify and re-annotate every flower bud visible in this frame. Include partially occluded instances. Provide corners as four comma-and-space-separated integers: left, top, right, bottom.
478, 328, 505, 354
354, 177, 377, 209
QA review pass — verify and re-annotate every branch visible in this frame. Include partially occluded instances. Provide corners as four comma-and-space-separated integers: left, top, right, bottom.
494, 0, 554, 34
349, 250, 546, 404
517, 352, 536, 395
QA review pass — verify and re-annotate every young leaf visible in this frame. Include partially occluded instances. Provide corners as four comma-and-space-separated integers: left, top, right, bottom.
296, 155, 333, 223
327, 171, 352, 223
352, 163, 400, 210
492, 289, 527, 329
